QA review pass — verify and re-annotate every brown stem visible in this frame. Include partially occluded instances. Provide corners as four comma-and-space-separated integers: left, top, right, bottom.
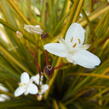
44, 50, 50, 65
54, 63, 69, 70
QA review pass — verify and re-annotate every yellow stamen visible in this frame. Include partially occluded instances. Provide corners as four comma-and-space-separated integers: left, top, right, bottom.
78, 39, 81, 44
72, 43, 77, 47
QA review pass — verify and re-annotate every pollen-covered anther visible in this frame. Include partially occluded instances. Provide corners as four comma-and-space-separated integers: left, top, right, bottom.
78, 38, 81, 44
72, 43, 77, 48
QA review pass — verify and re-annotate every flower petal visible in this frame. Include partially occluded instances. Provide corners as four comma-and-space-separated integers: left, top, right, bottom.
25, 84, 38, 95
31, 74, 43, 85
44, 43, 67, 57
67, 50, 101, 68
0, 94, 9, 102
14, 86, 26, 97
65, 23, 85, 44
21, 72, 30, 83
0, 84, 8, 92
40, 84, 49, 94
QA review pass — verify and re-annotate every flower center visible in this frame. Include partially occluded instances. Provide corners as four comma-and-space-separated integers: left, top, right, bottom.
71, 38, 81, 48
72, 43, 77, 48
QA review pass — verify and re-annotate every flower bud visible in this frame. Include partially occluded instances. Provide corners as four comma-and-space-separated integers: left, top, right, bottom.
16, 31, 23, 38
41, 33, 48, 39
24, 25, 43, 35
44, 65, 54, 78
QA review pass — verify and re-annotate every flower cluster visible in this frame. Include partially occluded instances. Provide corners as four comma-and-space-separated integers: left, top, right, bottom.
24, 23, 101, 68
14, 72, 49, 97
15, 23, 101, 98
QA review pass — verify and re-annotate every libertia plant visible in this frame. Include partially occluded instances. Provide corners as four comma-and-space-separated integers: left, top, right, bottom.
0, 0, 109, 109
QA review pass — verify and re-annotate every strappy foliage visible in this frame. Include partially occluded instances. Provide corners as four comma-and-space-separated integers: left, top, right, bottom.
0, 0, 109, 109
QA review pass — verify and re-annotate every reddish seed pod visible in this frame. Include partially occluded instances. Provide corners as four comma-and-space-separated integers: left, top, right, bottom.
41, 33, 48, 39
44, 65, 54, 77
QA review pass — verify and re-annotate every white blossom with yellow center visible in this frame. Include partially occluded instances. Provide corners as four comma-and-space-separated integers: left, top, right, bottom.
44, 23, 101, 68
14, 72, 38, 97
14, 72, 49, 97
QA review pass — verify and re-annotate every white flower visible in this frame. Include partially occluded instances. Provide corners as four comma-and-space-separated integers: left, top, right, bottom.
31, 74, 49, 94
39, 84, 49, 94
44, 23, 101, 68
36, 84, 49, 101
31, 73, 43, 85
24, 25, 43, 34
0, 84, 10, 102
14, 72, 49, 97
14, 72, 38, 97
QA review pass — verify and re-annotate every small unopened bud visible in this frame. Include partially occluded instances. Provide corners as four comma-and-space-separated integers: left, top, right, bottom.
44, 65, 54, 77
31, 6, 40, 16
80, 13, 83, 18
41, 33, 48, 39
24, 25, 43, 35
16, 31, 23, 38
37, 94, 43, 101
